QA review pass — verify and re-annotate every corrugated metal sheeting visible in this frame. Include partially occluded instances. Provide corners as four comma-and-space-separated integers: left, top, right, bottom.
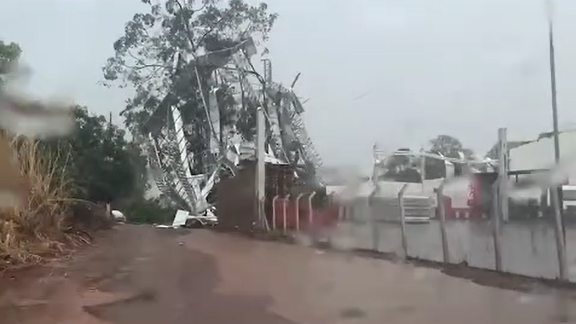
509, 129, 576, 173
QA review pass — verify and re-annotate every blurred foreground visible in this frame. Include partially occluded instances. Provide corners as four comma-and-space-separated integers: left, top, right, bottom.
2, 225, 576, 324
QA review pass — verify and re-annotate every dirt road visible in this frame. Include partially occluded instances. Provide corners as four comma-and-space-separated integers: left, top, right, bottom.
2, 225, 576, 324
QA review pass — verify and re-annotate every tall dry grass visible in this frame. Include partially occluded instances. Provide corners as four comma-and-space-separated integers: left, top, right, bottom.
0, 137, 77, 268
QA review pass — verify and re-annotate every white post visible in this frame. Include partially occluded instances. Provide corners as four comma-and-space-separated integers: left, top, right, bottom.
498, 128, 509, 223
271, 195, 279, 230
368, 189, 379, 251
492, 182, 503, 271
307, 192, 317, 243
338, 202, 345, 221
420, 149, 426, 193
369, 163, 382, 250
295, 193, 305, 232
551, 187, 568, 280
308, 192, 317, 226
398, 184, 409, 259
256, 107, 266, 229
436, 180, 450, 263
283, 194, 290, 234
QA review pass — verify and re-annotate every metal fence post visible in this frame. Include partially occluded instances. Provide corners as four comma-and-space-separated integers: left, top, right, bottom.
308, 192, 316, 226
491, 182, 502, 271
283, 194, 290, 234
497, 128, 509, 223
255, 107, 267, 229
551, 188, 568, 280
368, 187, 379, 251
398, 184, 409, 259
271, 195, 279, 230
295, 193, 305, 232
437, 180, 450, 263
307, 192, 317, 242
347, 204, 353, 222
338, 200, 345, 221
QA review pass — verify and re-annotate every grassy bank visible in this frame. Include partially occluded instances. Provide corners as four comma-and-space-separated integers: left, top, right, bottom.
0, 138, 109, 268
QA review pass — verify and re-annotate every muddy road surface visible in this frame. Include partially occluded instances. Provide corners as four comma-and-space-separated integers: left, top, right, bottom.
2, 225, 576, 324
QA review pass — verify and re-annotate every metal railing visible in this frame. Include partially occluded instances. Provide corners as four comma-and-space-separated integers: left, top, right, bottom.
267, 182, 572, 283
333, 182, 571, 282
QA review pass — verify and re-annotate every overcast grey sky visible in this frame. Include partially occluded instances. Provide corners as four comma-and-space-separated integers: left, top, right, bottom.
1, 0, 576, 171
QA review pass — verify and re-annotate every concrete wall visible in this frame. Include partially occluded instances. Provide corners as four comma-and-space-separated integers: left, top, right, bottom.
215, 163, 257, 232
215, 161, 304, 232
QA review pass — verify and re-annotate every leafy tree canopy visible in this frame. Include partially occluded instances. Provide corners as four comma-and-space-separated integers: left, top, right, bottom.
427, 134, 474, 178
429, 134, 474, 159
43, 106, 148, 203
102, 0, 278, 136
0, 40, 22, 85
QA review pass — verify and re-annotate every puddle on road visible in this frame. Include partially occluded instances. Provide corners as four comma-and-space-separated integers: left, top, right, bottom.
340, 307, 366, 319
83, 288, 159, 322
134, 256, 151, 262
83, 288, 157, 308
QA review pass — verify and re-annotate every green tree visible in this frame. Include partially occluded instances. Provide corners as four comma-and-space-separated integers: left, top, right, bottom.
422, 135, 475, 179
102, 0, 278, 137
123, 196, 177, 224
429, 134, 474, 159
0, 40, 22, 85
43, 106, 148, 203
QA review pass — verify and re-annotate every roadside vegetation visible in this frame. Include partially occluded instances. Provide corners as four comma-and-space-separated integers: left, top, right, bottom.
0, 41, 171, 268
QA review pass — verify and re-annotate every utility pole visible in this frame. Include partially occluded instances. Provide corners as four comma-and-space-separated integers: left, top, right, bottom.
497, 128, 509, 223
255, 60, 269, 230
106, 111, 113, 215
255, 107, 266, 229
546, 0, 565, 242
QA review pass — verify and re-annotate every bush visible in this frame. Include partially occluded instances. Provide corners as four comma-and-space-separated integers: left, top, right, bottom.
40, 106, 148, 204
122, 197, 177, 225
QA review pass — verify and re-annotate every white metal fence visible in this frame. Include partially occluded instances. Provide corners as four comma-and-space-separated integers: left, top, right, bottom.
328, 182, 572, 282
